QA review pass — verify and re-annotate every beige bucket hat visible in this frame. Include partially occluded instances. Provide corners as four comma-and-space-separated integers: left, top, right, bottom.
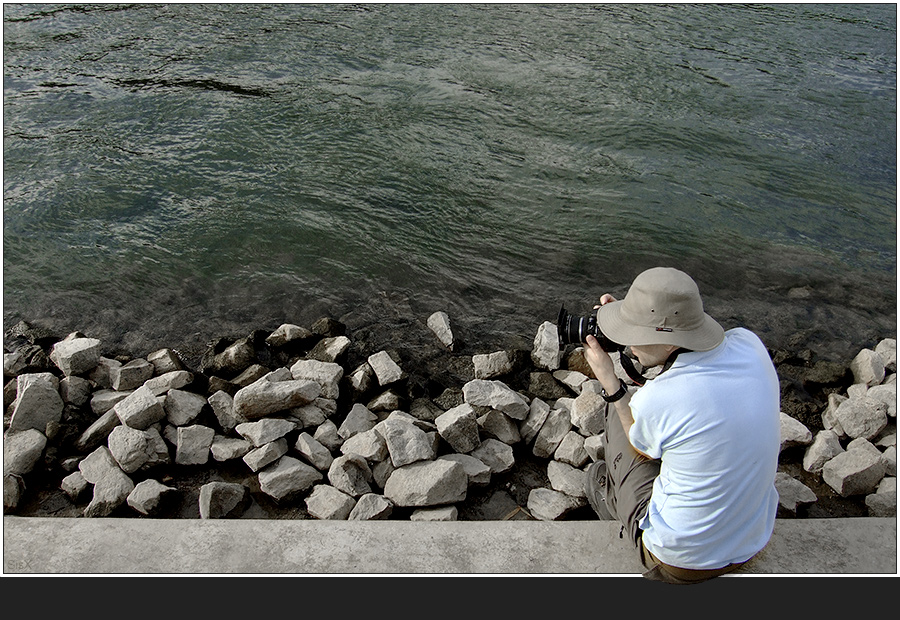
597, 267, 725, 352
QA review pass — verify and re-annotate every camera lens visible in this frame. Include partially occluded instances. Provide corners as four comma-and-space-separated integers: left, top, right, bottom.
556, 305, 623, 352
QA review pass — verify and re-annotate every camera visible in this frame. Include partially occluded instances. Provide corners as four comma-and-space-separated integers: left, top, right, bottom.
556, 305, 623, 352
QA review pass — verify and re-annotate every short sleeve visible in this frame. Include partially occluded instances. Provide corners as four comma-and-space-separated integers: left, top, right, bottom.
628, 392, 664, 459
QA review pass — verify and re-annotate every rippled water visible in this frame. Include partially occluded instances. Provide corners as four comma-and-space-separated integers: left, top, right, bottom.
3, 3, 896, 362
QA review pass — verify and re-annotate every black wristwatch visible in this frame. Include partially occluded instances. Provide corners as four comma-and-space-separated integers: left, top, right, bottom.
601, 378, 628, 403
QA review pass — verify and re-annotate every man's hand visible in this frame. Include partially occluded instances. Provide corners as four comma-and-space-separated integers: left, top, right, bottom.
584, 294, 620, 387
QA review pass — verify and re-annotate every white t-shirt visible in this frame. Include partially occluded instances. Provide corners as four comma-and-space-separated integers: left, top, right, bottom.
629, 327, 780, 570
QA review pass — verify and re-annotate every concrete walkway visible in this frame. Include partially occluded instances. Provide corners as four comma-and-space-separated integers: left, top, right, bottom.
2, 516, 896, 575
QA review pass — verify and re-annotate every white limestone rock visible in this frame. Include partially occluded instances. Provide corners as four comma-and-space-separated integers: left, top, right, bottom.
470, 438, 515, 474
243, 438, 289, 472
338, 403, 379, 440
552, 369, 589, 393
110, 358, 154, 391
368, 350, 405, 386
348, 493, 394, 520
50, 336, 102, 376
473, 351, 515, 379
833, 396, 888, 441
233, 377, 320, 421
328, 453, 374, 497
174, 424, 215, 466
266, 323, 314, 348
235, 418, 296, 447
774, 472, 817, 514
3, 428, 47, 476
462, 379, 529, 420
60, 470, 90, 501
128, 479, 177, 516
547, 460, 587, 499
881, 445, 897, 477
554, 431, 590, 468
258, 456, 323, 501
875, 338, 897, 370
91, 389, 131, 416
526, 487, 585, 521
107, 425, 153, 474
427, 311, 454, 351
144, 370, 194, 396
584, 433, 606, 462
8, 372, 64, 434
115, 385, 166, 430
208, 390, 242, 432
803, 430, 844, 474
210, 436, 253, 462
295, 432, 335, 471
313, 419, 344, 452
290, 359, 344, 400
822, 392, 848, 438
341, 427, 389, 462
435, 403, 481, 453
410, 505, 458, 521
850, 348, 886, 387
59, 375, 92, 407
779, 412, 813, 452
477, 409, 521, 445
198, 481, 250, 519
570, 387, 606, 437
438, 453, 492, 486
866, 383, 897, 418
822, 439, 887, 497
533, 407, 572, 459
531, 321, 562, 371
147, 348, 185, 375
519, 398, 552, 446
375, 418, 433, 467
164, 389, 208, 427
74, 408, 121, 453
383, 459, 467, 507
308, 335, 351, 364
305, 484, 357, 520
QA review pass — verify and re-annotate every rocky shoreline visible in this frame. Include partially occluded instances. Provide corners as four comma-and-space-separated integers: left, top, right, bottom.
3, 312, 896, 522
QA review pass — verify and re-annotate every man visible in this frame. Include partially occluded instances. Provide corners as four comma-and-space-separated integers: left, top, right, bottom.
582, 267, 780, 584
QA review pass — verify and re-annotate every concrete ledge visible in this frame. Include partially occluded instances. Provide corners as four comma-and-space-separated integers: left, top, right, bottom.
2, 516, 896, 575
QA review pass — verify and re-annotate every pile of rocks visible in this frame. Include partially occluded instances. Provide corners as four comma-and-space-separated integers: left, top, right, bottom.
3, 314, 896, 521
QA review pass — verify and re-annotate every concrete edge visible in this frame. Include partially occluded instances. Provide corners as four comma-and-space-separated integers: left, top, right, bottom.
2, 516, 896, 575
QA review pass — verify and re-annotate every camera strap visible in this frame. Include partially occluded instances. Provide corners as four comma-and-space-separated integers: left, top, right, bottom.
620, 348, 687, 387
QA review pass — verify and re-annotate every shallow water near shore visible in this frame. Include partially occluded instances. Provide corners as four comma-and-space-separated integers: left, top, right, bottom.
3, 4, 896, 363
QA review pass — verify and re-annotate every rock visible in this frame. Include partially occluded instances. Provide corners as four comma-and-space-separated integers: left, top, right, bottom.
473, 351, 515, 379
110, 358, 154, 391
477, 409, 521, 445
107, 425, 152, 474
232, 377, 320, 421
348, 493, 394, 520
462, 379, 529, 420
289, 403, 328, 429
90, 389, 131, 416
243, 438, 289, 472
305, 484, 357, 519
235, 418, 296, 447
470, 438, 515, 474
8, 372, 64, 434
438, 453, 492, 486
367, 389, 402, 412
547, 460, 587, 498
74, 408, 121, 453
340, 427, 389, 462
308, 335, 351, 364
803, 430, 844, 474
61, 470, 90, 501
50, 336, 102, 376
519, 398, 552, 445
584, 434, 606, 462
368, 351, 405, 386
780, 412, 813, 452
295, 432, 334, 471
198, 481, 251, 519
532, 321, 562, 371
435, 403, 481, 453
290, 359, 344, 400
313, 419, 343, 451
881, 445, 897, 477
3, 428, 47, 475
410, 506, 458, 521
115, 385, 166, 430
347, 363, 376, 400
865, 490, 897, 517
59, 375, 92, 407
207, 390, 241, 432
866, 383, 897, 418
533, 407, 572, 458
79, 446, 134, 517
144, 370, 194, 396
554, 431, 590, 468
571, 387, 606, 436
4, 350, 26, 378
337, 403, 378, 440
266, 323, 314, 348
4, 473, 26, 511
147, 348, 185, 375
849, 348, 886, 387
164, 389, 208, 426
87, 358, 121, 389
174, 424, 215, 466
258, 456, 323, 501
527, 487, 585, 520
328, 453, 373, 497
383, 459, 467, 507
553, 369, 590, 393
232, 364, 271, 387
210, 435, 252, 461
200, 337, 256, 377
833, 396, 888, 441
427, 311, 454, 351
875, 338, 897, 370
822, 439, 886, 497
774, 471, 817, 514
129, 479, 178, 516
375, 418, 433, 467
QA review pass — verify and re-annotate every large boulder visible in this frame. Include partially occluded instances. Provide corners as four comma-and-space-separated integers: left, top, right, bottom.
8, 373, 63, 434
383, 459, 467, 507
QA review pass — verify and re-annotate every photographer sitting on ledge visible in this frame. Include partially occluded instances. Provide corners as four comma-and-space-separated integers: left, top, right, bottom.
582, 267, 780, 584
